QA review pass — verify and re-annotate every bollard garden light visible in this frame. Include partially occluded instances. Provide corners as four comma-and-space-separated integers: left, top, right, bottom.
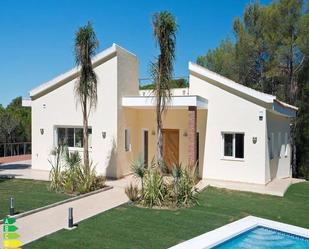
9, 197, 14, 216
68, 207, 73, 228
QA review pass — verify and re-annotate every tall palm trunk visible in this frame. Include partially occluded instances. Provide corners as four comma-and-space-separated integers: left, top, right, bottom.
151, 12, 177, 171
156, 90, 163, 168
83, 99, 89, 170
74, 22, 98, 170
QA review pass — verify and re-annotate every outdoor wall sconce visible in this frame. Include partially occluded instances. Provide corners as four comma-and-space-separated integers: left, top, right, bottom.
102, 131, 106, 139
183, 131, 188, 137
252, 137, 257, 144
259, 111, 263, 121
40, 128, 44, 135
151, 130, 155, 135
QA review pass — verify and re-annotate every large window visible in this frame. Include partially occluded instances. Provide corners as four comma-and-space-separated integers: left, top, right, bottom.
222, 133, 244, 159
57, 127, 92, 148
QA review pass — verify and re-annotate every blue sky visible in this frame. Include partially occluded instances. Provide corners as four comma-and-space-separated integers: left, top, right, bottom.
0, 0, 270, 106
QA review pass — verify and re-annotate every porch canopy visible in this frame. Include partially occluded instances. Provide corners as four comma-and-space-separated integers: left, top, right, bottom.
121, 95, 208, 109
122, 95, 207, 167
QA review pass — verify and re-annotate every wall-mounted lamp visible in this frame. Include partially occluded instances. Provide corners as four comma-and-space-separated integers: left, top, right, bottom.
40, 128, 44, 135
252, 137, 257, 144
102, 131, 106, 139
183, 131, 188, 137
151, 130, 155, 136
259, 111, 263, 121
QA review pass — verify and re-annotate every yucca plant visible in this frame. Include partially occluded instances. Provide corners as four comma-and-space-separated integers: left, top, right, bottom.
143, 168, 165, 207
131, 156, 147, 195
75, 161, 98, 194
62, 149, 81, 193
48, 145, 66, 192
171, 163, 183, 197
176, 164, 198, 207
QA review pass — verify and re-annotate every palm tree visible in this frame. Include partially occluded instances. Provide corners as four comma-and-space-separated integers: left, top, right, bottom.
74, 22, 99, 169
151, 11, 178, 170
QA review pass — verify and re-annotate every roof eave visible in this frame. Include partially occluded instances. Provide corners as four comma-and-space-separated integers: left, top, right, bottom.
189, 62, 276, 104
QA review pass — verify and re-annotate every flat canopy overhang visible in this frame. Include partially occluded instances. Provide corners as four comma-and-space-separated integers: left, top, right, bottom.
122, 95, 208, 109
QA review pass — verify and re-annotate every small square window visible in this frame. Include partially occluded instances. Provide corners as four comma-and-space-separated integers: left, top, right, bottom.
222, 133, 244, 159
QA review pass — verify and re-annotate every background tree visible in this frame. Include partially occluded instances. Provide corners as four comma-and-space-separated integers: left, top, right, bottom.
151, 11, 177, 170
74, 22, 99, 169
196, 0, 309, 179
0, 97, 31, 144
197, 39, 237, 81
140, 78, 188, 90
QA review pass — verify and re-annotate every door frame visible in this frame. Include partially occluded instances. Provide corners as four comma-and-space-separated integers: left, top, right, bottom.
141, 129, 149, 167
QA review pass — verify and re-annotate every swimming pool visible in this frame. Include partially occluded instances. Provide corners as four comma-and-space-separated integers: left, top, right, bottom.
169, 216, 309, 249
214, 225, 309, 248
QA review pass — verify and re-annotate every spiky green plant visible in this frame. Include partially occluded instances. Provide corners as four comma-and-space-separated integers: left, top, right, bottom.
143, 168, 165, 207
125, 183, 139, 202
62, 149, 81, 193
171, 162, 183, 197
131, 156, 146, 195
48, 145, 66, 192
176, 164, 198, 207
151, 11, 178, 170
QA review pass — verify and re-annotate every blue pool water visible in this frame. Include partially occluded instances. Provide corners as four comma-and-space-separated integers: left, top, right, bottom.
213, 226, 309, 249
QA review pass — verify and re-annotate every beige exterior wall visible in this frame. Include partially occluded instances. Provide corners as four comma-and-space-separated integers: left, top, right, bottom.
189, 74, 267, 184
265, 111, 292, 181
116, 48, 139, 177
121, 108, 206, 177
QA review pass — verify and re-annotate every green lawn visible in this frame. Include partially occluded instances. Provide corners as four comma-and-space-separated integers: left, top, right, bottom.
25, 182, 309, 249
0, 179, 70, 218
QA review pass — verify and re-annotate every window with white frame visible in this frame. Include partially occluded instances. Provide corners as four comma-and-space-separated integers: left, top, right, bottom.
125, 128, 131, 151
222, 133, 244, 159
57, 127, 92, 148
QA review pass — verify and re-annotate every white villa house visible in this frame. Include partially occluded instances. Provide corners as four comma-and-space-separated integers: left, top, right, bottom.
29, 44, 297, 184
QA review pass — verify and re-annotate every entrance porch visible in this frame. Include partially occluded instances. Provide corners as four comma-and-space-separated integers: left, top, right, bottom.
121, 95, 208, 176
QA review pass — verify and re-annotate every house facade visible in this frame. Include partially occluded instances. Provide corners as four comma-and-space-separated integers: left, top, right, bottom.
29, 44, 297, 184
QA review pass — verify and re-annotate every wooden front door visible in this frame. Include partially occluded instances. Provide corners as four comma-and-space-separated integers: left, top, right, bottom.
163, 129, 179, 170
